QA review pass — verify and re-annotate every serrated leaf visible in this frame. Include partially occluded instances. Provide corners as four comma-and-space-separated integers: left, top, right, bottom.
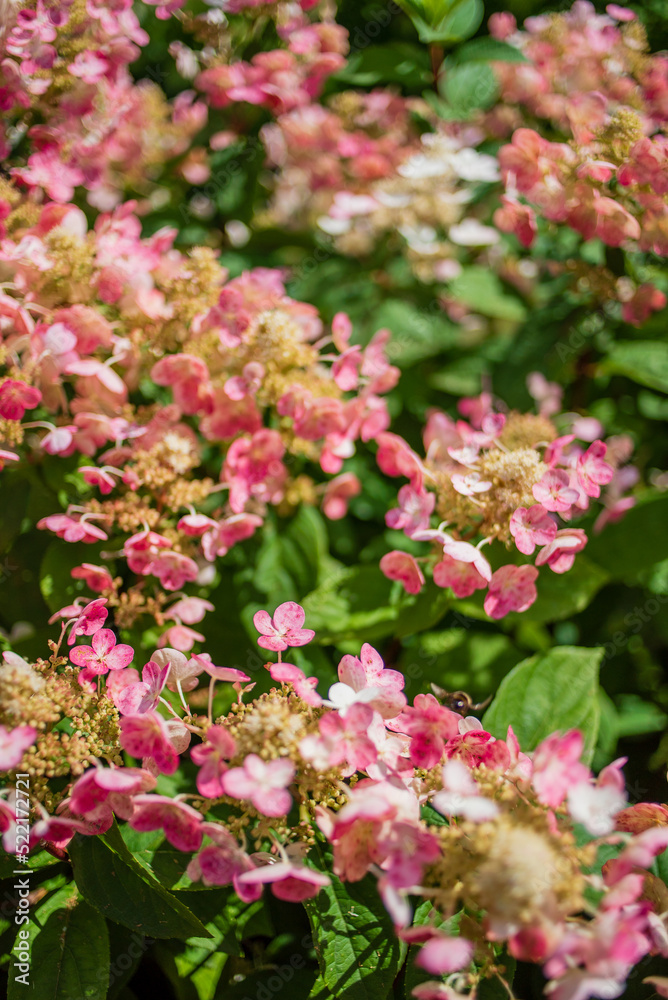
482, 646, 603, 761
8, 883, 109, 1000
303, 843, 403, 1000
69, 823, 211, 941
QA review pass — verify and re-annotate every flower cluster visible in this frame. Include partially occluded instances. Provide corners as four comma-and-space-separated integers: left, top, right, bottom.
0, 0, 208, 209
0, 186, 396, 645
490, 2, 668, 321
378, 385, 636, 617
196, 16, 349, 117
1, 601, 666, 1000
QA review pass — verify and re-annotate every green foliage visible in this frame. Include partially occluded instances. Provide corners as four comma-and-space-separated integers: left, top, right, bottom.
602, 341, 668, 393
8, 884, 109, 1000
483, 646, 604, 761
395, 0, 484, 44
69, 824, 211, 941
303, 843, 405, 1000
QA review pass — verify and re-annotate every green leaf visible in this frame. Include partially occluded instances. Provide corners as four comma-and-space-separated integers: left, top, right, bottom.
40, 539, 105, 613
8, 883, 109, 1000
153, 924, 230, 1000
119, 826, 204, 891
602, 340, 668, 392
482, 646, 604, 762
107, 923, 148, 1000
334, 43, 431, 87
395, 0, 483, 43
451, 37, 529, 63
440, 61, 498, 115
69, 823, 211, 941
402, 902, 461, 997
302, 567, 450, 645
448, 267, 526, 321
254, 506, 335, 604
303, 843, 403, 1000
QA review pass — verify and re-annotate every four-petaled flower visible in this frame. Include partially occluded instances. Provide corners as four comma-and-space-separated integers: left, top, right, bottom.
70, 627, 134, 684
253, 602, 315, 652
223, 754, 295, 817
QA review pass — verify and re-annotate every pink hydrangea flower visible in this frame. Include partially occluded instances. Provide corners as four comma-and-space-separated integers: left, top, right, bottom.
253, 602, 315, 652
70, 628, 134, 684
147, 648, 201, 694
438, 538, 493, 583
165, 597, 214, 626
379, 550, 425, 594
577, 441, 614, 499
119, 712, 182, 775
433, 553, 488, 598
531, 730, 590, 808
416, 932, 474, 975
223, 754, 295, 816
186, 823, 259, 900
432, 759, 500, 822
191, 725, 236, 799
375, 432, 424, 487
267, 662, 322, 707
321, 472, 361, 521
510, 504, 557, 555
327, 643, 407, 719
65, 597, 109, 645
385, 485, 435, 535
189, 653, 250, 686
451, 472, 492, 497
38, 513, 109, 544
567, 758, 627, 835
79, 466, 119, 495
70, 563, 114, 593
157, 625, 205, 652
393, 693, 460, 769
535, 528, 588, 573
236, 859, 330, 903
129, 794, 203, 852
68, 766, 156, 827
533, 470, 580, 513
115, 660, 169, 715
201, 513, 264, 561
300, 703, 377, 777
484, 565, 539, 618
0, 724, 36, 770
0, 379, 42, 420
